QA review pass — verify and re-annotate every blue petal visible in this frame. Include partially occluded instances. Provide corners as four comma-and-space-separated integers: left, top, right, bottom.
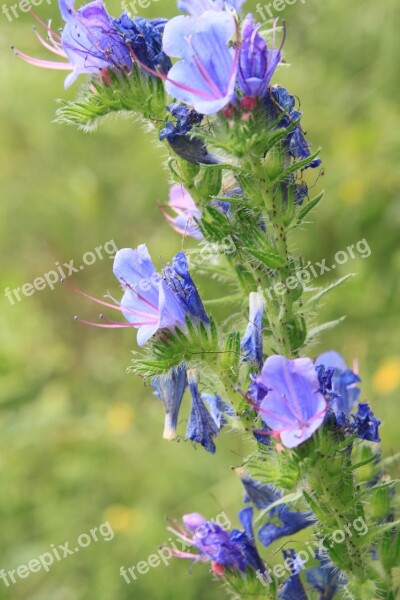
186, 370, 219, 453
240, 291, 264, 368
151, 365, 187, 440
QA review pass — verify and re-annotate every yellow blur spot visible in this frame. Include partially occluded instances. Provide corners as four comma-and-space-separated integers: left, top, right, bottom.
339, 178, 364, 204
373, 358, 400, 394
106, 402, 134, 433
103, 505, 145, 534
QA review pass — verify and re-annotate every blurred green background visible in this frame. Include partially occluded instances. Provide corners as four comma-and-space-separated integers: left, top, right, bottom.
0, 0, 399, 597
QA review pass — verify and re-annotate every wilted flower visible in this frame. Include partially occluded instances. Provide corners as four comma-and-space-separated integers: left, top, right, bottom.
316, 350, 361, 415
159, 103, 218, 165
113, 15, 171, 74
305, 550, 345, 600
352, 403, 381, 443
162, 11, 238, 115
264, 85, 321, 168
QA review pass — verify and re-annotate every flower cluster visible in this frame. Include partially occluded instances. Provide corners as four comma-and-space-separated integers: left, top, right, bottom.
19, 0, 394, 597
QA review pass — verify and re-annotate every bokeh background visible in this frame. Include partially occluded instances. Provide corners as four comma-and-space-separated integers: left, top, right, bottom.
0, 0, 399, 597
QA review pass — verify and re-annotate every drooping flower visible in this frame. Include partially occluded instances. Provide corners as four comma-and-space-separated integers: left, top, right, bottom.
151, 365, 187, 440
237, 14, 282, 98
161, 184, 203, 239
159, 103, 218, 165
251, 356, 327, 448
264, 86, 321, 169
352, 403, 381, 443
240, 291, 264, 369
240, 476, 313, 546
202, 393, 235, 428
186, 369, 220, 453
13, 0, 133, 88
113, 15, 171, 75
165, 252, 209, 323
279, 550, 307, 600
316, 351, 361, 416
162, 11, 238, 115
168, 507, 265, 575
177, 0, 245, 16
305, 550, 345, 600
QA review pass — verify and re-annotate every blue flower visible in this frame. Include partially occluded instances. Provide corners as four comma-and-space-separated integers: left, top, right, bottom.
316, 351, 361, 416
151, 365, 187, 440
113, 245, 187, 346
251, 356, 327, 448
160, 104, 218, 165
238, 14, 282, 98
352, 403, 381, 443
59, 0, 132, 87
240, 476, 313, 546
305, 550, 344, 599
264, 86, 321, 169
161, 184, 203, 239
230, 507, 266, 573
240, 291, 264, 369
165, 252, 209, 323
177, 0, 245, 16
279, 550, 307, 600
162, 11, 238, 115
113, 15, 171, 74
186, 370, 219, 453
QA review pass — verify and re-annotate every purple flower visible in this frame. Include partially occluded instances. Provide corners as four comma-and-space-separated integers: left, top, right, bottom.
151, 365, 187, 440
316, 351, 361, 416
352, 403, 381, 443
168, 508, 264, 575
159, 104, 218, 165
240, 291, 264, 369
112, 245, 196, 346
161, 185, 203, 239
59, 0, 132, 87
177, 0, 245, 16
113, 15, 171, 75
13, 0, 132, 87
186, 370, 220, 453
238, 14, 282, 98
264, 86, 321, 169
252, 356, 327, 448
162, 11, 238, 115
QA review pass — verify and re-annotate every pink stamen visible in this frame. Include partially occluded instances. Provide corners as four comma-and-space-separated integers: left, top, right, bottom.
26, 6, 62, 42
32, 27, 66, 57
12, 47, 72, 70
63, 279, 157, 320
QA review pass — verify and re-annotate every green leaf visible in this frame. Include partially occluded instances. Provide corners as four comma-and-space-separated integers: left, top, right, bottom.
295, 191, 324, 225
303, 274, 355, 309
306, 317, 347, 343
